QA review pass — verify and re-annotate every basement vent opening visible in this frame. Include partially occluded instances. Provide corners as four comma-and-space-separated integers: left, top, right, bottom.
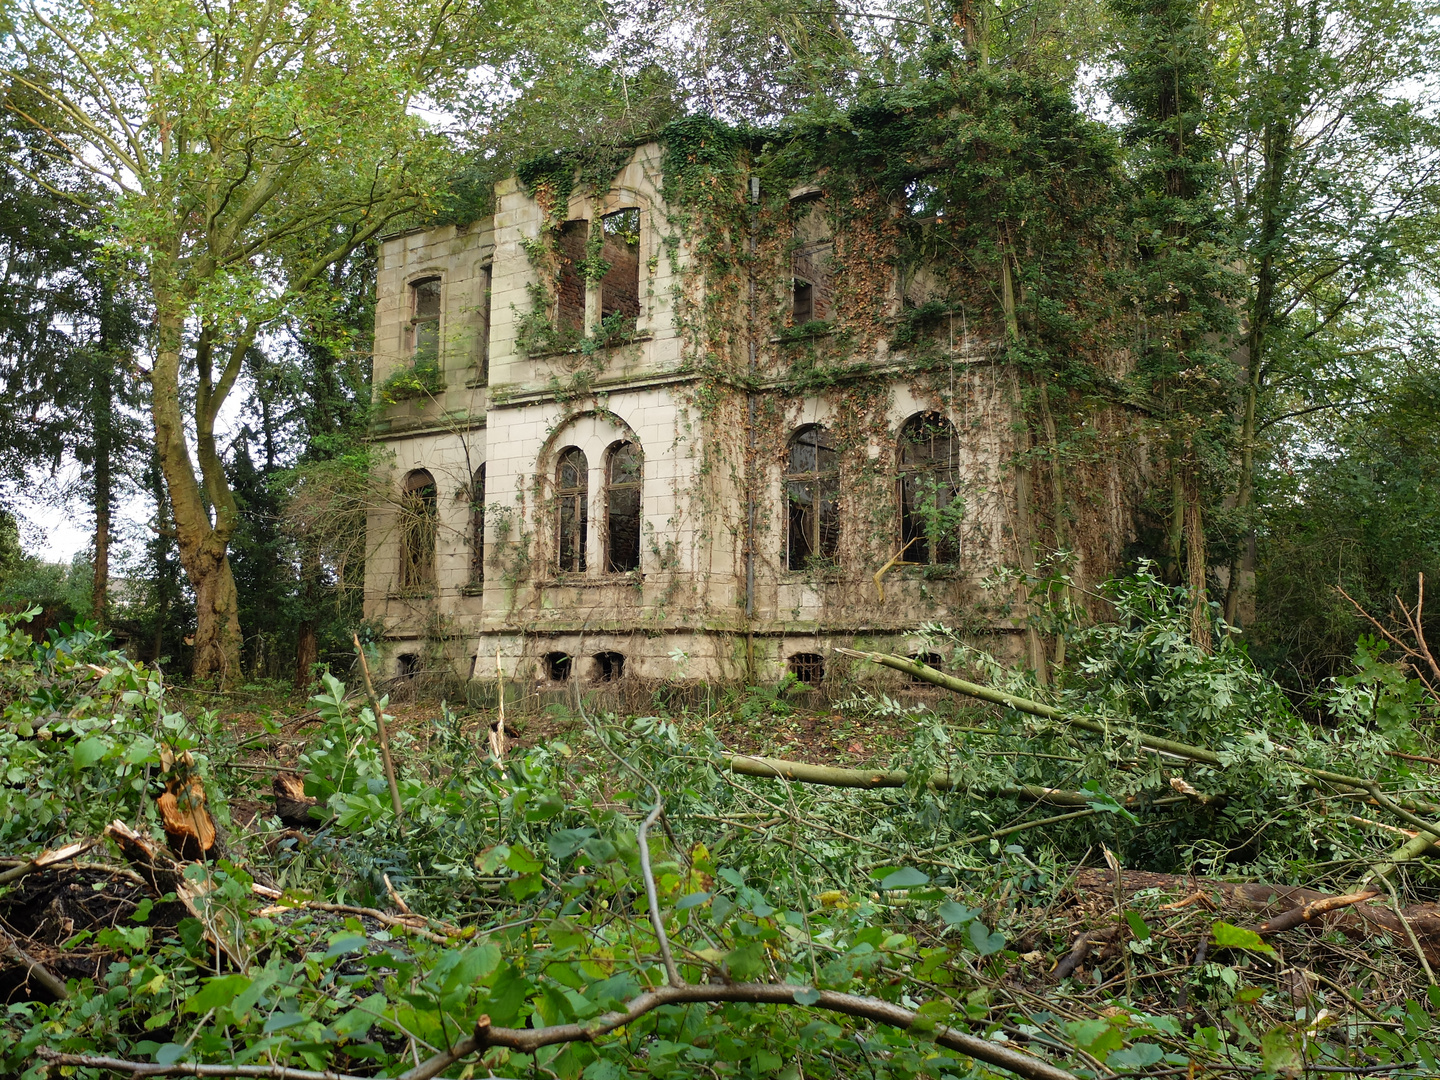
544, 652, 573, 681
594, 652, 625, 682
397, 653, 420, 680
908, 653, 943, 683
788, 653, 825, 685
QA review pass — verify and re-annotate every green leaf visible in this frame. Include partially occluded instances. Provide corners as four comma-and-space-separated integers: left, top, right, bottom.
793, 986, 821, 1005
879, 867, 930, 890
938, 902, 978, 925
968, 920, 1006, 956
183, 974, 251, 1016
1081, 780, 1139, 824
1210, 921, 1276, 955
1124, 911, 1151, 941
1260, 1028, 1303, 1075
72, 737, 107, 768
1108, 1042, 1164, 1069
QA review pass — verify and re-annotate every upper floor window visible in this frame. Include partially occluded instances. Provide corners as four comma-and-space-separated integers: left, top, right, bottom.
897, 413, 961, 565
599, 209, 640, 331
786, 425, 839, 570
477, 265, 492, 384
606, 441, 642, 572
407, 277, 441, 362
556, 221, 588, 334
469, 464, 486, 586
399, 469, 437, 589
556, 447, 588, 573
791, 197, 832, 324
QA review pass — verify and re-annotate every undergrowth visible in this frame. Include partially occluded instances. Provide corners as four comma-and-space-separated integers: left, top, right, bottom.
4, 573, 1440, 1079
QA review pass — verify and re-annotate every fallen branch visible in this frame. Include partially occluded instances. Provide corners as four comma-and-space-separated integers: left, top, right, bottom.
834, 648, 1440, 877
1, 930, 69, 1000
0, 837, 98, 887
34, 1049, 401, 1080
257, 900, 463, 945
1257, 890, 1380, 935
400, 983, 1079, 1080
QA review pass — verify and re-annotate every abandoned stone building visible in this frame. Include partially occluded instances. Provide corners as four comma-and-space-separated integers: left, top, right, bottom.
364, 121, 1143, 694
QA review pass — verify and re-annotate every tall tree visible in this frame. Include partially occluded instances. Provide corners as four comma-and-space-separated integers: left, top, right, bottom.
4, 0, 478, 682
1208, 0, 1440, 626
1108, 0, 1241, 651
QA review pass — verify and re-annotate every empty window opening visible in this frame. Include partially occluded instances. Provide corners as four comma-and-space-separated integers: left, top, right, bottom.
898, 413, 962, 565
407, 277, 441, 361
545, 652, 573, 681
599, 209, 640, 330
606, 441, 642, 572
792, 280, 814, 323
469, 464, 486, 586
477, 264, 492, 383
556, 446, 588, 573
556, 220, 588, 334
397, 653, 420, 680
908, 652, 943, 683
788, 653, 825, 685
791, 200, 833, 323
399, 469, 437, 589
594, 651, 625, 682
785, 425, 839, 571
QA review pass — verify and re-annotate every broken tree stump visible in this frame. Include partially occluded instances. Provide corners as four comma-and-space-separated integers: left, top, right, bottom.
272, 773, 321, 829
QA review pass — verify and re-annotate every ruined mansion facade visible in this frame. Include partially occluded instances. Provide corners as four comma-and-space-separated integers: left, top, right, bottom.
364, 139, 1143, 693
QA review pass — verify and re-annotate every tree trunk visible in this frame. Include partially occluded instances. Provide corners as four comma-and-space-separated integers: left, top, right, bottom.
150, 293, 244, 685
1185, 465, 1212, 653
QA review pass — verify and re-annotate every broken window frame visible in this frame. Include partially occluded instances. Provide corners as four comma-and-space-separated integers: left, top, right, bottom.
469, 463, 486, 587
555, 446, 589, 574
897, 412, 962, 565
785, 424, 840, 571
399, 469, 438, 590
598, 209, 641, 333
407, 277, 441, 362
605, 440, 643, 573
476, 264, 492, 384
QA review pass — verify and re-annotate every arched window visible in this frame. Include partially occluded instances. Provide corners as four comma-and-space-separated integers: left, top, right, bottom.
407, 277, 441, 361
469, 464, 486, 586
785, 425, 839, 571
606, 441, 642, 572
897, 413, 961, 565
555, 447, 588, 573
399, 469, 437, 589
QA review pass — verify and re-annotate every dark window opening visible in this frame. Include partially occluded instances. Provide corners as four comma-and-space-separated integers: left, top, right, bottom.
556, 446, 588, 573
606, 441, 642, 572
785, 425, 839, 571
545, 652, 573, 681
908, 652, 943, 683
398, 653, 420, 680
788, 653, 825, 685
898, 413, 962, 565
477, 264, 492, 383
792, 280, 814, 323
469, 464, 486, 586
600, 209, 640, 329
556, 220, 588, 334
408, 277, 441, 362
399, 469, 437, 589
594, 651, 625, 682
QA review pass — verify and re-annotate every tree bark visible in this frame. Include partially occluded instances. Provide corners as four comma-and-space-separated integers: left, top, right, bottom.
150, 292, 245, 685
1184, 464, 1211, 652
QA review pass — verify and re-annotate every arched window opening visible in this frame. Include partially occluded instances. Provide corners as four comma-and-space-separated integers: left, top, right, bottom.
606, 441, 642, 572
897, 413, 961, 565
556, 221, 588, 334
469, 464, 486, 587
555, 447, 588, 573
593, 651, 625, 683
788, 653, 825, 685
785, 425, 839, 571
545, 652, 572, 681
399, 469, 437, 589
600, 209, 640, 330
407, 277, 441, 361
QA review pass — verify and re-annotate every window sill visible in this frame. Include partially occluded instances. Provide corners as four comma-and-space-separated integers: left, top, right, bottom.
542, 571, 645, 588
387, 589, 436, 600
460, 583, 484, 596
526, 332, 654, 361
